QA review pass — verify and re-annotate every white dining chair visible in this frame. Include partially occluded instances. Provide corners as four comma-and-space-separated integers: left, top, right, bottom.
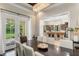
15, 41, 23, 56
22, 44, 35, 56
22, 44, 44, 56
34, 51, 44, 56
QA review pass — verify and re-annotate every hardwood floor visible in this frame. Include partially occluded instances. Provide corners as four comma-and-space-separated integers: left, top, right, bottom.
30, 39, 73, 56
3, 39, 79, 56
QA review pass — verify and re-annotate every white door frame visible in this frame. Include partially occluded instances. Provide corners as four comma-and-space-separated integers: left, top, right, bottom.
1, 10, 17, 43
1, 10, 32, 51
18, 15, 32, 41
1, 10, 18, 51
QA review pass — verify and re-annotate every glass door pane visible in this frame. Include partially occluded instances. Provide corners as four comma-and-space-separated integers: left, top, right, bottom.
6, 18, 15, 39
20, 21, 25, 36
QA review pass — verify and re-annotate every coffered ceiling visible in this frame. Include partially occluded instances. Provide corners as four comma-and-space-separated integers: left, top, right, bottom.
14, 3, 60, 14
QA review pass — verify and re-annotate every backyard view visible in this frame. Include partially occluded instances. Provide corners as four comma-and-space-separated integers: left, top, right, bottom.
6, 18, 15, 39
6, 18, 25, 39
20, 21, 25, 36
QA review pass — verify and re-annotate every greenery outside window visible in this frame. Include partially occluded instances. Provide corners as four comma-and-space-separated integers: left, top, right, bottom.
6, 18, 15, 39
20, 21, 25, 36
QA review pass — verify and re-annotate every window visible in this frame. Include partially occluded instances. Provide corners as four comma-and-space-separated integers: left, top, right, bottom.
20, 21, 25, 36
6, 18, 15, 39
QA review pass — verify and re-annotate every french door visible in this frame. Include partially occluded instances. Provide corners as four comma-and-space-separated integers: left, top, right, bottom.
19, 16, 28, 38
2, 10, 32, 50
1, 11, 17, 50
18, 16, 32, 41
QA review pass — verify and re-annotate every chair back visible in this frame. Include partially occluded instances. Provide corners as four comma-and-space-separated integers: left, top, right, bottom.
15, 41, 23, 56
15, 40, 44, 56
22, 44, 35, 56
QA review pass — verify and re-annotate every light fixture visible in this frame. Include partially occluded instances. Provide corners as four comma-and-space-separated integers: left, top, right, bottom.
33, 3, 50, 12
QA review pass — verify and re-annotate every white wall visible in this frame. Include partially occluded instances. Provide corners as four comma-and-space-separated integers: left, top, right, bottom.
31, 15, 36, 36
27, 18, 32, 40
